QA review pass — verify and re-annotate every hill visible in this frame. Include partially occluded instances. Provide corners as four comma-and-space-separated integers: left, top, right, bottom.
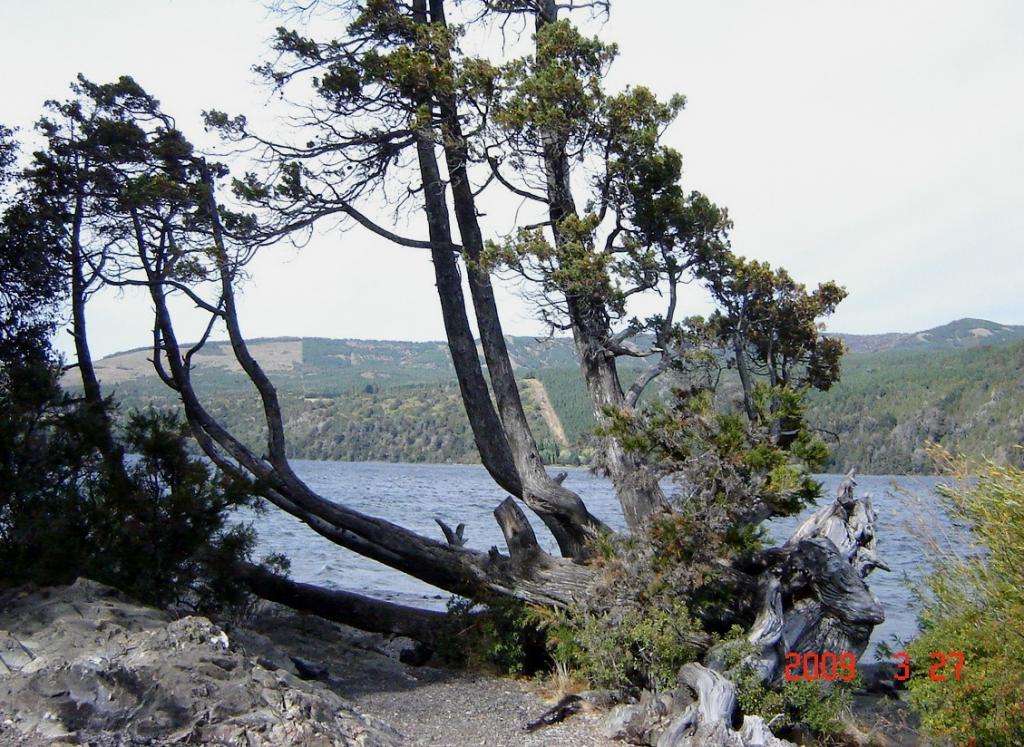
808, 340, 1024, 473
85, 320, 1024, 474
833, 318, 1024, 353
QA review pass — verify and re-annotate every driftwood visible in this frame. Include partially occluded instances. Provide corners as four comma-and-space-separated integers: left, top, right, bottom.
605, 664, 796, 747
239, 563, 447, 646
525, 693, 583, 732
608, 474, 886, 745
434, 517, 467, 547
741, 471, 887, 684
663, 664, 795, 746
744, 570, 785, 681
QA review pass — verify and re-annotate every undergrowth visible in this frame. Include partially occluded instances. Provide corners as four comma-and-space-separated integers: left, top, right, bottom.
905, 448, 1024, 746
721, 631, 853, 739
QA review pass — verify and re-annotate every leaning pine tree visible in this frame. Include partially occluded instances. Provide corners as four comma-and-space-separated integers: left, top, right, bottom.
46, 3, 887, 743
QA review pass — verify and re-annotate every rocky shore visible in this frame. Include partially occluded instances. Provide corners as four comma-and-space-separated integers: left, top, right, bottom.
0, 580, 929, 746
0, 580, 611, 746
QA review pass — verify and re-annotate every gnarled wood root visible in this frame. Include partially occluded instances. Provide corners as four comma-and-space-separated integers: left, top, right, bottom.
605, 664, 795, 746
744, 470, 887, 684
609, 472, 887, 745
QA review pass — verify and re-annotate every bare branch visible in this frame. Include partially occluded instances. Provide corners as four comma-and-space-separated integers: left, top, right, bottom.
434, 517, 468, 547
486, 154, 549, 203
184, 302, 224, 370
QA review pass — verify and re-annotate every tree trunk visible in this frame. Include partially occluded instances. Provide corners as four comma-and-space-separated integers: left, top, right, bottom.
571, 310, 668, 529
733, 332, 756, 423
239, 563, 447, 646
69, 191, 129, 490
413, 131, 523, 499
532, 2, 667, 531
422, 0, 608, 559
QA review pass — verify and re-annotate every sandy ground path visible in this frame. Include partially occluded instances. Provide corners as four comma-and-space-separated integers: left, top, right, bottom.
238, 603, 617, 747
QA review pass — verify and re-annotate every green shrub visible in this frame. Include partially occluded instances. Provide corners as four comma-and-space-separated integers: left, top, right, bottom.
93, 409, 259, 610
435, 594, 702, 693
905, 450, 1024, 746
0, 360, 258, 611
736, 673, 851, 738
712, 630, 851, 738
547, 601, 702, 692
434, 596, 550, 676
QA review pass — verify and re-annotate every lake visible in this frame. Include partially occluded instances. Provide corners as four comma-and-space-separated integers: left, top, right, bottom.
236, 461, 952, 659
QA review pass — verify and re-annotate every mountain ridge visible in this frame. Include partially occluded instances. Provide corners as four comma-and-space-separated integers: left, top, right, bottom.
831, 318, 1024, 353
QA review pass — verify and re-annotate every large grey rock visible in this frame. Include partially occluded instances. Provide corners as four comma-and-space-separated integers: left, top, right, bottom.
604, 702, 650, 743
0, 579, 403, 746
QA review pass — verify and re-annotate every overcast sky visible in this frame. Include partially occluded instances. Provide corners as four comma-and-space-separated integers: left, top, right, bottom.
2, 0, 1022, 359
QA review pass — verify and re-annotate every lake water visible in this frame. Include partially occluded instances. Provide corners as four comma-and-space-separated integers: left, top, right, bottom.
236, 461, 952, 659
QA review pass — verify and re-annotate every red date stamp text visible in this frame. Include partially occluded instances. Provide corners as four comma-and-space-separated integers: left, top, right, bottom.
782, 651, 965, 682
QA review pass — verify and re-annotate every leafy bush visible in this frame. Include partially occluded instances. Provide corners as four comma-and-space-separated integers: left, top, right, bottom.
545, 601, 702, 693
905, 449, 1024, 746
435, 594, 702, 693
604, 386, 825, 545
434, 596, 550, 676
0, 358, 258, 611
96, 409, 258, 609
737, 674, 852, 738
714, 632, 851, 738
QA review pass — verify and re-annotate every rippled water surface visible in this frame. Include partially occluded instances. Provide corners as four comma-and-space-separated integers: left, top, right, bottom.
236, 462, 952, 658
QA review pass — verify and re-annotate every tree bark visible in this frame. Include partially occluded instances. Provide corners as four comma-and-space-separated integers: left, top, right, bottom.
412, 128, 524, 499
421, 0, 608, 559
733, 332, 756, 423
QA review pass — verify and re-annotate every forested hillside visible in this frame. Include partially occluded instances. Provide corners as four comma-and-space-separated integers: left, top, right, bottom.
808, 340, 1024, 473
95, 321, 1024, 474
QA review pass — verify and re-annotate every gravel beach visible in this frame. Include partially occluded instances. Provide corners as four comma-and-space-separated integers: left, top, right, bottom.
237, 601, 619, 747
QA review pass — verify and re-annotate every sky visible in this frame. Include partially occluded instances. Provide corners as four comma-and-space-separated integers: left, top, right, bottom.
1, 0, 1022, 359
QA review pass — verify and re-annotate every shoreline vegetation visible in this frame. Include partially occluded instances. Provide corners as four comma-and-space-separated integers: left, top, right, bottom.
0, 579, 930, 746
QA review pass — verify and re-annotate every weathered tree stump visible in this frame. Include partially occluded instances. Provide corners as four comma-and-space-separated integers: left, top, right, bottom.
657, 664, 794, 746
606, 473, 885, 745
746, 471, 887, 684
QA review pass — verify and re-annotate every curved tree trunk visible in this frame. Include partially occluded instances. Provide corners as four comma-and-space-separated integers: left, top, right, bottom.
432, 34, 611, 555
136, 172, 595, 610
413, 0, 607, 559
413, 131, 523, 499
